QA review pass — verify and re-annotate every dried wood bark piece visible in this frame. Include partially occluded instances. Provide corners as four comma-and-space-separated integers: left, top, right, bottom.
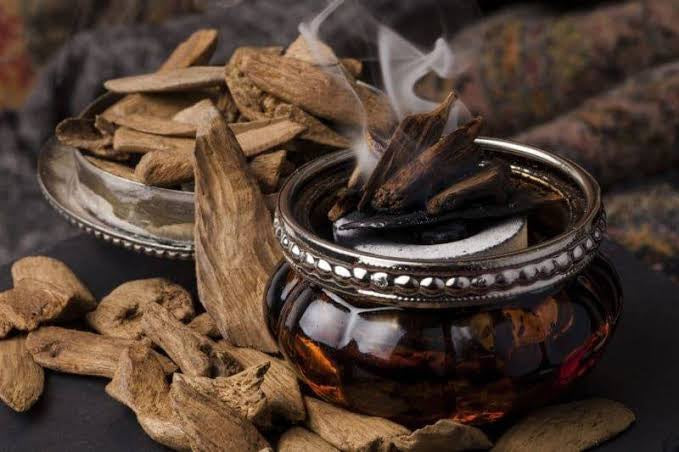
237, 121, 305, 158
105, 344, 190, 451
327, 188, 361, 222
243, 52, 364, 126
84, 156, 139, 182
12, 256, 95, 307
304, 396, 410, 451
194, 110, 280, 353
284, 35, 363, 79
101, 92, 210, 122
392, 419, 492, 451
188, 312, 221, 339
142, 302, 239, 377
0, 285, 71, 337
358, 92, 457, 211
172, 99, 226, 127
87, 278, 195, 341
493, 398, 635, 452
113, 128, 194, 155
170, 374, 272, 452
105, 66, 225, 94
106, 113, 197, 137
426, 161, 510, 215
159, 29, 219, 71
56, 118, 126, 159
248, 150, 287, 193
278, 427, 339, 452
217, 341, 306, 423
173, 363, 269, 427
135, 149, 194, 187
228, 116, 290, 134
26, 326, 177, 378
264, 192, 279, 214
0, 336, 44, 412
373, 117, 483, 211
226, 63, 349, 148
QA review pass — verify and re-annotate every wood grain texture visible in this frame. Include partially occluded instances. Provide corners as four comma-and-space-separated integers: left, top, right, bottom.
194, 110, 280, 353
0, 285, 71, 338
113, 128, 194, 154
141, 303, 239, 378
304, 396, 410, 451
26, 326, 177, 378
493, 399, 635, 452
55, 118, 126, 160
187, 312, 221, 339
134, 148, 194, 187
248, 149, 287, 193
159, 29, 219, 71
278, 427, 339, 452
217, 341, 306, 424
393, 419, 492, 451
12, 256, 95, 307
170, 375, 271, 452
87, 278, 195, 341
237, 121, 304, 158
106, 113, 197, 137
105, 66, 225, 94
105, 345, 190, 451
0, 336, 44, 412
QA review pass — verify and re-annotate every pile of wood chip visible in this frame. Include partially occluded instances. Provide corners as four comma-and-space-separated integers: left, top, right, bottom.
0, 255, 636, 451
55, 28, 394, 204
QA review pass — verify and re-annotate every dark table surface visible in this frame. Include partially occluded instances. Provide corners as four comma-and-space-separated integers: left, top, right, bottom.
0, 234, 677, 451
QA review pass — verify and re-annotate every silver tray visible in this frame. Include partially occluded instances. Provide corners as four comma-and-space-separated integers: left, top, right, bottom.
38, 94, 195, 260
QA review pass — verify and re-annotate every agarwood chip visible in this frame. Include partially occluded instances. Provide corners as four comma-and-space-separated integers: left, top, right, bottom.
135, 149, 194, 187
105, 113, 197, 137
264, 192, 279, 214
304, 396, 410, 451
284, 35, 362, 79
113, 127, 194, 155
94, 115, 117, 135
12, 256, 95, 307
159, 29, 219, 71
243, 52, 362, 125
105, 66, 225, 94
188, 312, 221, 339
392, 419, 492, 451
227, 116, 289, 134
26, 326, 177, 378
194, 108, 280, 353
105, 344, 190, 451
248, 150, 287, 193
170, 374, 272, 452
218, 341, 306, 423
358, 91, 456, 211
426, 160, 510, 215
174, 363, 270, 428
225, 63, 349, 148
373, 117, 483, 211
493, 399, 635, 452
56, 118, 123, 158
87, 278, 195, 341
0, 285, 71, 337
0, 336, 44, 412
237, 121, 305, 158
142, 302, 240, 377
85, 156, 139, 182
101, 92, 211, 122
172, 99, 224, 127
278, 427, 339, 452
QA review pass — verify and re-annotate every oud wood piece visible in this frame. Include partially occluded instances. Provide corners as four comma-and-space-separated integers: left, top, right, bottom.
170, 375, 272, 452
188, 312, 221, 339
105, 113, 197, 137
373, 117, 482, 211
113, 128, 194, 154
55, 118, 125, 160
217, 341, 306, 423
105, 345, 190, 451
248, 150, 287, 193
141, 303, 240, 378
194, 108, 280, 353
159, 29, 219, 71
105, 66, 225, 94
0, 336, 44, 412
358, 92, 457, 211
493, 398, 635, 452
278, 427, 339, 452
26, 327, 177, 378
84, 156, 138, 182
86, 278, 195, 341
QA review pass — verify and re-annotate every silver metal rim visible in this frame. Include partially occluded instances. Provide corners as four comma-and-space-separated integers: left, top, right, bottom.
275, 138, 605, 308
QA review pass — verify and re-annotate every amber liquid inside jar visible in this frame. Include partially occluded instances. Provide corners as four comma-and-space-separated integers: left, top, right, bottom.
265, 255, 622, 427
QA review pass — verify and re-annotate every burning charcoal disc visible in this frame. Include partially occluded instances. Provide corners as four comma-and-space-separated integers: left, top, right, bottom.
350, 216, 528, 260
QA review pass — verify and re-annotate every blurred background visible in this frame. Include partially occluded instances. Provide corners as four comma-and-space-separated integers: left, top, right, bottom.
0, 0, 677, 283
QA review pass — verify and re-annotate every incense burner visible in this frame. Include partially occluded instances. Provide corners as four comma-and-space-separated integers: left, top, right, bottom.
265, 139, 622, 426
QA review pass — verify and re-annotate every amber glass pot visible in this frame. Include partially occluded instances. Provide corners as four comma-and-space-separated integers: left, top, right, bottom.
265, 139, 622, 427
